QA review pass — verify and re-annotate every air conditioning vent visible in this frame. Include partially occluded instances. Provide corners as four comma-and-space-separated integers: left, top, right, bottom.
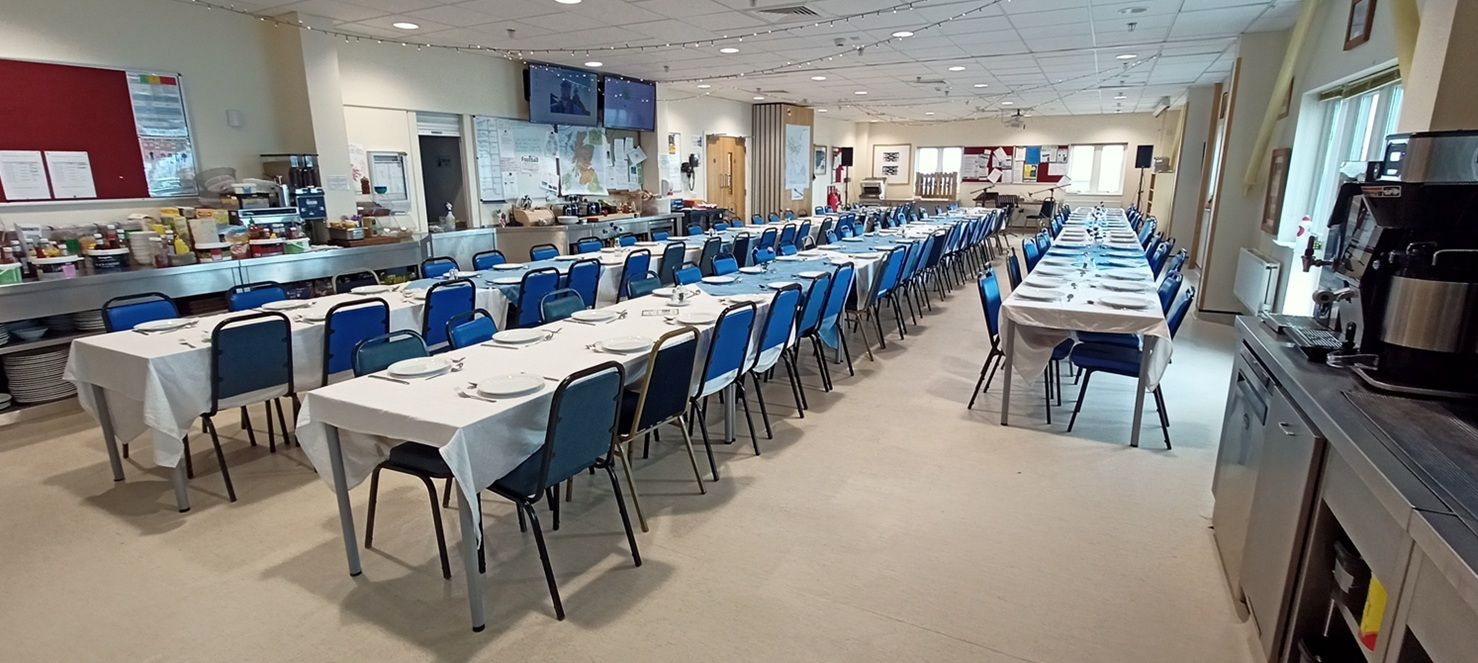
756, 5, 820, 17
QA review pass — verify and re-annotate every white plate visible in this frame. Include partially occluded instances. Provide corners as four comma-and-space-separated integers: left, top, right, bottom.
599, 259, 624, 267
571, 309, 618, 323
817, 244, 840, 250
664, 298, 692, 307
477, 373, 544, 397
261, 300, 308, 311
637, 241, 662, 247
1103, 260, 1142, 269
1013, 288, 1060, 302
301, 310, 330, 322
1029, 276, 1067, 288
597, 335, 653, 354
728, 293, 770, 303
134, 318, 192, 332
1102, 282, 1150, 293
1034, 267, 1073, 277
739, 266, 767, 274
600, 247, 619, 253
492, 263, 524, 270
841, 237, 865, 242
1100, 294, 1152, 309
553, 254, 581, 261
1103, 271, 1149, 282
492, 329, 545, 345
492, 277, 521, 285
848, 252, 883, 259
702, 275, 737, 284
1040, 258, 1075, 267
404, 289, 429, 300
800, 250, 822, 256
797, 270, 826, 279
351, 285, 391, 294
767, 281, 800, 289
676, 311, 718, 325
776, 255, 803, 262
387, 356, 452, 378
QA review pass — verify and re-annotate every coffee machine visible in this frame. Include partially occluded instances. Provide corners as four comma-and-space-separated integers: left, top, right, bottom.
1323, 131, 1478, 397
261, 154, 328, 243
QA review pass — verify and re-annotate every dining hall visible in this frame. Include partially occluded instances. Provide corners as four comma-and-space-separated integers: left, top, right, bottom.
3, 0, 1477, 661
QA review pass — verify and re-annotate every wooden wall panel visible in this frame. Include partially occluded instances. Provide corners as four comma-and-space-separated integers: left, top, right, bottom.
751, 103, 813, 217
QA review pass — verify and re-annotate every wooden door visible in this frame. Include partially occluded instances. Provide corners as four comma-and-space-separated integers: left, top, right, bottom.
706, 136, 746, 218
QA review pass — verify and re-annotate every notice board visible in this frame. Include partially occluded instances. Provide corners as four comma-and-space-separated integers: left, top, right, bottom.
0, 58, 198, 203
472, 116, 559, 202
962, 144, 1070, 185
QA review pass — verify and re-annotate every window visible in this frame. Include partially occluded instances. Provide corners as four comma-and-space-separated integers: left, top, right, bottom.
915, 147, 963, 175
1296, 79, 1402, 242
1064, 144, 1126, 196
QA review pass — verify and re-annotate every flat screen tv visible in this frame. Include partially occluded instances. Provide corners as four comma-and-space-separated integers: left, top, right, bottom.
602, 74, 656, 132
526, 63, 598, 127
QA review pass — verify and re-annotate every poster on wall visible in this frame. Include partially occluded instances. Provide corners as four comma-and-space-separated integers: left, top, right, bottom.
127, 72, 197, 197
659, 132, 682, 195
872, 144, 912, 185
784, 124, 812, 192
1262, 147, 1292, 235
557, 125, 610, 196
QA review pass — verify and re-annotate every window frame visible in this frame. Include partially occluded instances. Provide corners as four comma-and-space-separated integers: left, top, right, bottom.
1065, 143, 1127, 196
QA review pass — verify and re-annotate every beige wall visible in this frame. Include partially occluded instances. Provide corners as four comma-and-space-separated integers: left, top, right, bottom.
653, 90, 753, 211
811, 116, 859, 211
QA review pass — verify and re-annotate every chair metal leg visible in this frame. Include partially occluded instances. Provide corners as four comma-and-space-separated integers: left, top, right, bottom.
616, 443, 648, 532
967, 351, 1001, 410
523, 504, 565, 621
691, 398, 720, 480
416, 475, 453, 579
1044, 369, 1053, 424
183, 435, 194, 479
1153, 387, 1172, 450
240, 406, 258, 448
273, 398, 292, 448
1067, 371, 1094, 432
265, 401, 276, 454
442, 477, 453, 507
737, 382, 760, 451
840, 329, 856, 375
675, 416, 709, 490
204, 416, 236, 502
365, 465, 383, 549
603, 464, 642, 567
123, 442, 129, 459
547, 485, 561, 531
750, 373, 772, 442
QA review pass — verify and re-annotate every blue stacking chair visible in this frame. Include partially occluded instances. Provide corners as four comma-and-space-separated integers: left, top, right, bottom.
838, 224, 856, 239
566, 258, 601, 308
512, 268, 561, 328
751, 214, 764, 226
1066, 287, 1197, 449
687, 224, 704, 236
784, 211, 797, 221
1138, 219, 1158, 247
1022, 239, 1042, 272
321, 298, 390, 386
855, 246, 909, 357
486, 361, 638, 621
226, 281, 287, 312
768, 213, 782, 224
628, 273, 662, 298
574, 237, 603, 254
698, 237, 723, 276
618, 249, 652, 301
422, 278, 475, 348
1163, 249, 1189, 279
200, 311, 295, 502
333, 269, 380, 294
1006, 250, 1024, 288
779, 224, 798, 249
652, 230, 671, 241
421, 256, 458, 279
1036, 230, 1051, 254
618, 327, 708, 530
779, 244, 799, 257
752, 246, 776, 265
1147, 242, 1171, 277
530, 244, 560, 261
794, 271, 835, 392
712, 256, 738, 276
102, 292, 178, 332
817, 218, 833, 240
731, 234, 752, 269
729, 216, 744, 227
658, 242, 686, 285
473, 249, 506, 271
674, 266, 702, 285
689, 303, 759, 479
540, 288, 586, 323
759, 227, 779, 252
712, 222, 729, 232
815, 262, 857, 378
964, 270, 1072, 418
446, 309, 496, 350
617, 234, 637, 247
353, 329, 468, 580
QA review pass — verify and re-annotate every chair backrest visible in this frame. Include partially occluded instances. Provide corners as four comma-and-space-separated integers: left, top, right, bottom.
226, 281, 287, 312
798, 220, 812, 242
333, 270, 380, 294
659, 242, 686, 284
977, 270, 1003, 340
751, 215, 764, 226
566, 258, 601, 307
574, 237, 603, 254
627, 327, 700, 436
628, 274, 662, 298
823, 229, 839, 244
768, 213, 782, 224
713, 222, 729, 232
498, 362, 625, 496
617, 234, 637, 247
753, 246, 776, 265
1022, 239, 1041, 271
1149, 242, 1171, 276
731, 234, 752, 268
322, 298, 390, 385
619, 249, 652, 300
729, 216, 744, 227
530, 243, 560, 261
795, 271, 833, 336
817, 218, 833, 239
687, 224, 704, 236
652, 230, 670, 241
820, 262, 856, 332
675, 265, 702, 285
472, 249, 506, 271
1167, 287, 1197, 337
540, 288, 587, 323
421, 256, 458, 279
1157, 271, 1185, 313
209, 311, 293, 411
102, 292, 178, 332
712, 256, 739, 276
1006, 251, 1023, 289
779, 224, 798, 247
785, 211, 797, 221
353, 330, 428, 377
1164, 249, 1189, 278
759, 227, 778, 250
779, 243, 799, 257
698, 303, 758, 397
874, 246, 909, 300
698, 237, 722, 276
515, 268, 561, 328
1035, 231, 1051, 253
423, 278, 476, 347
447, 308, 497, 349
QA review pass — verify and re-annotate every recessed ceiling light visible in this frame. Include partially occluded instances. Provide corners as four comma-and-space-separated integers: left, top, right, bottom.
973, 83, 988, 88
1118, 6, 1148, 15
1116, 53, 1138, 60
948, 66, 966, 72
925, 112, 935, 116
1000, 101, 1014, 105
811, 75, 827, 81
854, 90, 868, 95
817, 108, 828, 112
891, 30, 914, 38
753, 96, 766, 100
1114, 93, 1126, 99
392, 21, 419, 30
584, 61, 603, 67
555, 0, 582, 4
719, 47, 740, 54
696, 84, 712, 89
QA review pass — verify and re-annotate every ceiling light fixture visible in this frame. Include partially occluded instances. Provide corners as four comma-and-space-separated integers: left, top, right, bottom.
948, 65, 966, 71
1000, 101, 1014, 105
925, 112, 935, 116
696, 84, 712, 89
1118, 6, 1148, 15
811, 75, 827, 81
584, 61, 603, 67
753, 96, 766, 100
1116, 53, 1138, 60
891, 30, 914, 38
555, 0, 582, 4
854, 90, 868, 95
720, 47, 740, 54
817, 108, 828, 112
392, 22, 419, 30
973, 83, 988, 88
1114, 93, 1126, 99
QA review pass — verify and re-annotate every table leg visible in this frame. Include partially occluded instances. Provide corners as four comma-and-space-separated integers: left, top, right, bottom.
171, 462, 191, 512
723, 383, 737, 442
456, 489, 487, 632
325, 426, 362, 576
1130, 337, 1152, 448
999, 321, 1015, 426
90, 384, 125, 482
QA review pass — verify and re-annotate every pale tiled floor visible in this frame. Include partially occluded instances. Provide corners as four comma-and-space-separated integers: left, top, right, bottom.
0, 258, 1259, 662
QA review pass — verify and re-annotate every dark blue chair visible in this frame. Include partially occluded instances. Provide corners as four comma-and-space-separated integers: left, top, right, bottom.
446, 308, 496, 350
574, 237, 603, 254
566, 258, 601, 308
201, 311, 295, 502
794, 271, 835, 391
752, 246, 776, 265
1153, 238, 1178, 277
422, 278, 475, 348
758, 227, 778, 252
628, 273, 662, 298
778, 244, 799, 257
226, 282, 287, 312
731, 234, 752, 269
690, 303, 759, 479
321, 298, 390, 386
1006, 250, 1024, 288
768, 213, 782, 225
859, 246, 910, 354
1163, 249, 1189, 279
353, 329, 467, 580
798, 221, 812, 246
697, 237, 723, 276
817, 218, 833, 240
618, 327, 707, 529
486, 361, 638, 621
472, 249, 506, 271
530, 244, 560, 261
540, 288, 586, 323
712, 222, 729, 232
712, 257, 739, 276
779, 224, 798, 249
750, 214, 764, 226
333, 269, 380, 294
651, 230, 670, 241
784, 211, 797, 221
687, 224, 704, 236
729, 217, 744, 228
1066, 287, 1197, 449
1147, 242, 1170, 276
658, 242, 686, 285
815, 262, 857, 378
102, 292, 178, 332
675, 266, 702, 285
617, 234, 637, 247
967, 271, 1007, 411
512, 268, 561, 328
421, 256, 458, 279
618, 249, 652, 301
1022, 239, 1042, 272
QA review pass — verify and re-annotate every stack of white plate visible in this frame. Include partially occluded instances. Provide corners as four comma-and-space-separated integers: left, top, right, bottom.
0, 393, 12, 412
0, 323, 9, 347
72, 310, 107, 332
3, 348, 76, 404
43, 315, 78, 334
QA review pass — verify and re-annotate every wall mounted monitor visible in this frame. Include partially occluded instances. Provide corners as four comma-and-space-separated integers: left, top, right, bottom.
526, 63, 598, 127
602, 74, 656, 132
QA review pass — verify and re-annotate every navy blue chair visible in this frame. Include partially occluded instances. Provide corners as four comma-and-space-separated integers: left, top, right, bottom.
658, 242, 686, 285
472, 249, 506, 271
778, 244, 799, 257
731, 234, 752, 269
712, 222, 729, 232
651, 230, 670, 241
446, 308, 496, 350
967, 271, 1007, 410
353, 330, 467, 580
817, 218, 833, 240
689, 303, 759, 479
746, 284, 807, 442
201, 311, 295, 502
698, 237, 723, 276
512, 268, 561, 328
1147, 242, 1170, 276
768, 213, 782, 225
617, 249, 652, 301
758, 227, 778, 252
674, 265, 702, 285
226, 282, 287, 312
784, 211, 797, 221
1163, 249, 1189, 279
422, 278, 475, 348
712, 256, 738, 276
1066, 287, 1197, 449
1006, 250, 1024, 288
321, 298, 390, 386
750, 214, 764, 226
729, 216, 744, 228
779, 224, 798, 249
102, 292, 178, 332
421, 256, 458, 279
617, 234, 637, 247
1022, 239, 1042, 272
794, 271, 835, 392
798, 220, 812, 245
752, 246, 776, 265
856, 246, 909, 355
574, 237, 603, 254
628, 273, 662, 299
566, 258, 601, 308
333, 269, 380, 294
815, 262, 857, 378
540, 288, 586, 323
687, 224, 704, 236
530, 244, 560, 261
486, 361, 638, 621
618, 327, 707, 530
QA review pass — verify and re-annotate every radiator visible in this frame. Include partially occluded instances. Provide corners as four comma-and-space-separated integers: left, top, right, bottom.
1234, 248, 1281, 313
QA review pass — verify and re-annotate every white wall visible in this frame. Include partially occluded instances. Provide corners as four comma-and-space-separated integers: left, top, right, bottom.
654, 90, 753, 212
811, 116, 858, 211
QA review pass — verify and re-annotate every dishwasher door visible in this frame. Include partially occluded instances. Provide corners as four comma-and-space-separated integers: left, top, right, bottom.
1240, 383, 1325, 662
1212, 345, 1272, 600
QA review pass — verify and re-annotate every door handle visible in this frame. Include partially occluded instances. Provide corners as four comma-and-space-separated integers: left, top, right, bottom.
1277, 422, 1298, 437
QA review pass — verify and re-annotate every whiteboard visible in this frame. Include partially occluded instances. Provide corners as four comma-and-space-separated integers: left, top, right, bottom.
472, 116, 559, 202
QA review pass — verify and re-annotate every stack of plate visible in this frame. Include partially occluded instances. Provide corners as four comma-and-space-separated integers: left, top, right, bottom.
0, 323, 9, 347
0, 393, 11, 412
3, 348, 76, 404
43, 315, 78, 334
72, 310, 107, 332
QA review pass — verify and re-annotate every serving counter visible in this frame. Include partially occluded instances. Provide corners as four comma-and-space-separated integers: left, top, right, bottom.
494, 214, 680, 262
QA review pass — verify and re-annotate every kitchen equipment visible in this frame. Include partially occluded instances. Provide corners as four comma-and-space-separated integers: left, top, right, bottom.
859, 178, 886, 202
1212, 344, 1274, 600
261, 153, 327, 242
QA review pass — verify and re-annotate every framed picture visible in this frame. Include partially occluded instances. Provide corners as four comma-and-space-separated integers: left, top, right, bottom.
1345, 0, 1376, 50
813, 145, 828, 177
871, 144, 912, 185
1262, 148, 1292, 235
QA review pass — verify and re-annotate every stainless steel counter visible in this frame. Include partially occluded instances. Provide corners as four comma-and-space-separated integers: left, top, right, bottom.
495, 214, 680, 261
424, 227, 497, 271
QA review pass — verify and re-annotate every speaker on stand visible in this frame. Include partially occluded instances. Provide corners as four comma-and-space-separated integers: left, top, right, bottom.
1133, 145, 1154, 210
